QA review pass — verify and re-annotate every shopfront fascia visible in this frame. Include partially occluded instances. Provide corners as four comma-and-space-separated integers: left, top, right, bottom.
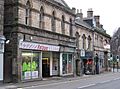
59, 46, 75, 76
19, 41, 60, 80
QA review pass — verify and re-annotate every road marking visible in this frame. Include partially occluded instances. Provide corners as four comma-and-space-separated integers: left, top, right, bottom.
77, 84, 96, 89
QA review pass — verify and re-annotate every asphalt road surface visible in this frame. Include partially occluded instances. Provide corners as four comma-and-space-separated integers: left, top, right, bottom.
23, 72, 120, 89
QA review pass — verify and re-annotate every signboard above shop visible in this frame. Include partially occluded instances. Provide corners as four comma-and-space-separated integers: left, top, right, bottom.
80, 49, 85, 57
60, 47, 75, 53
19, 41, 60, 52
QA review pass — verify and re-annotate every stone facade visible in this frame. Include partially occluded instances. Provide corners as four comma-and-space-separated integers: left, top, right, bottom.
3, 0, 111, 83
4, 0, 76, 82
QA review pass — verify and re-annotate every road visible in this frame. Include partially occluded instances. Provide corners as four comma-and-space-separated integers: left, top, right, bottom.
23, 72, 120, 89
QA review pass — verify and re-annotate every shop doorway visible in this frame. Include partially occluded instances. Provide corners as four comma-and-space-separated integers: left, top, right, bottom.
82, 59, 93, 75
42, 58, 50, 77
42, 52, 50, 77
76, 59, 80, 76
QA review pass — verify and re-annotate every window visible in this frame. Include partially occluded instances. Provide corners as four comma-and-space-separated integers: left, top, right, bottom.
61, 15, 65, 34
25, 0, 31, 25
82, 34, 86, 49
75, 32, 80, 48
22, 51, 39, 80
39, 7, 44, 29
88, 35, 92, 50
69, 18, 73, 36
51, 11, 56, 32
62, 53, 73, 74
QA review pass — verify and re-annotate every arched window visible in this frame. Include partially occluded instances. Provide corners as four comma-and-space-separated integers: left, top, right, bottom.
25, 0, 31, 25
61, 15, 65, 34
75, 32, 80, 48
82, 34, 86, 49
51, 11, 56, 32
88, 35, 92, 50
69, 18, 73, 36
39, 7, 44, 29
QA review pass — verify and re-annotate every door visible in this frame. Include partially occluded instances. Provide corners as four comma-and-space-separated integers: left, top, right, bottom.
42, 58, 50, 77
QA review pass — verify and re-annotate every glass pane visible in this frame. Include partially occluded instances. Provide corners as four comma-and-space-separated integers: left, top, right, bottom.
31, 52, 39, 79
68, 54, 73, 73
22, 52, 32, 80
62, 54, 67, 74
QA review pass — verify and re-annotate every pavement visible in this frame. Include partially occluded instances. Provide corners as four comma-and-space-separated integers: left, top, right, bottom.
0, 71, 115, 89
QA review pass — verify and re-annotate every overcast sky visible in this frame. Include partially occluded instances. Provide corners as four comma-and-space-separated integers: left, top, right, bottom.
65, 0, 120, 36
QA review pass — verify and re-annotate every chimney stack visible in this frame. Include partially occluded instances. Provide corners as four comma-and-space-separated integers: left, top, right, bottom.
87, 8, 93, 18
76, 9, 83, 19
100, 24, 103, 28
72, 7, 76, 14
94, 15, 100, 27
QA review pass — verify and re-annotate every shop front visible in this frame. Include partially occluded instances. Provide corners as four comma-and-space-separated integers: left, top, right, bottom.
81, 51, 94, 75
19, 41, 60, 80
59, 47, 75, 76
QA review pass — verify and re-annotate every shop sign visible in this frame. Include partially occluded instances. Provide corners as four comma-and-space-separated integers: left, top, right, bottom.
60, 47, 75, 52
80, 49, 85, 57
19, 41, 60, 51
24, 71, 31, 79
85, 51, 93, 58
32, 71, 38, 79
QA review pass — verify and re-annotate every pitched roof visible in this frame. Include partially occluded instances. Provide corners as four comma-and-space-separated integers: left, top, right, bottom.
75, 17, 93, 30
54, 0, 70, 9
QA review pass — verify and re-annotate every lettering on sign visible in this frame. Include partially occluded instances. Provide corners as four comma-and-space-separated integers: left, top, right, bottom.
19, 41, 60, 51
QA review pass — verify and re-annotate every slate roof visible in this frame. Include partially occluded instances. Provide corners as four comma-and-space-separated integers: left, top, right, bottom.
54, 0, 70, 9
75, 17, 93, 30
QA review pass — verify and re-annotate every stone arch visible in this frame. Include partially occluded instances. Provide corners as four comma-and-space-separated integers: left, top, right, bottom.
88, 35, 92, 40
25, 0, 33, 8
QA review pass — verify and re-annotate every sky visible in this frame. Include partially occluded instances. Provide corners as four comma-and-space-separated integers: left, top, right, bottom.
64, 0, 120, 36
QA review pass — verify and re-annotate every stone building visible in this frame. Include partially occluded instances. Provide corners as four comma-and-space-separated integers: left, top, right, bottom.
4, 0, 76, 82
83, 9, 111, 73
0, 0, 5, 82
73, 9, 94, 75
3, 0, 111, 83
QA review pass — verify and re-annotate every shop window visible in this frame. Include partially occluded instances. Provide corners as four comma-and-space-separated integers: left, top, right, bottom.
22, 52, 39, 80
62, 53, 73, 74
62, 54, 67, 74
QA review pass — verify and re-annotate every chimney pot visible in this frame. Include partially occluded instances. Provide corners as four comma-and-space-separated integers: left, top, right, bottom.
87, 8, 93, 18
72, 7, 76, 14
76, 9, 83, 19
94, 15, 100, 27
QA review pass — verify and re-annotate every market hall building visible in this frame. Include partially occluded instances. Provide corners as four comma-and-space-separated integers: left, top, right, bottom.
4, 0, 76, 82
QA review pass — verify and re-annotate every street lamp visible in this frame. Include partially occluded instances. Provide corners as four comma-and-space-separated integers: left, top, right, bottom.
116, 55, 119, 72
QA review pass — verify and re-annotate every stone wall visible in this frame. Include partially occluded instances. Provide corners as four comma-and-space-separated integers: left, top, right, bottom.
18, 0, 75, 36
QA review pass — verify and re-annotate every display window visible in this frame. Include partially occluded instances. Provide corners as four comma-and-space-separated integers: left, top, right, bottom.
22, 51, 39, 80
62, 53, 73, 74
52, 53, 59, 75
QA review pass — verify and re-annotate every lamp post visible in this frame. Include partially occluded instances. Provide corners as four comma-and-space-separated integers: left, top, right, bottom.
116, 55, 119, 72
